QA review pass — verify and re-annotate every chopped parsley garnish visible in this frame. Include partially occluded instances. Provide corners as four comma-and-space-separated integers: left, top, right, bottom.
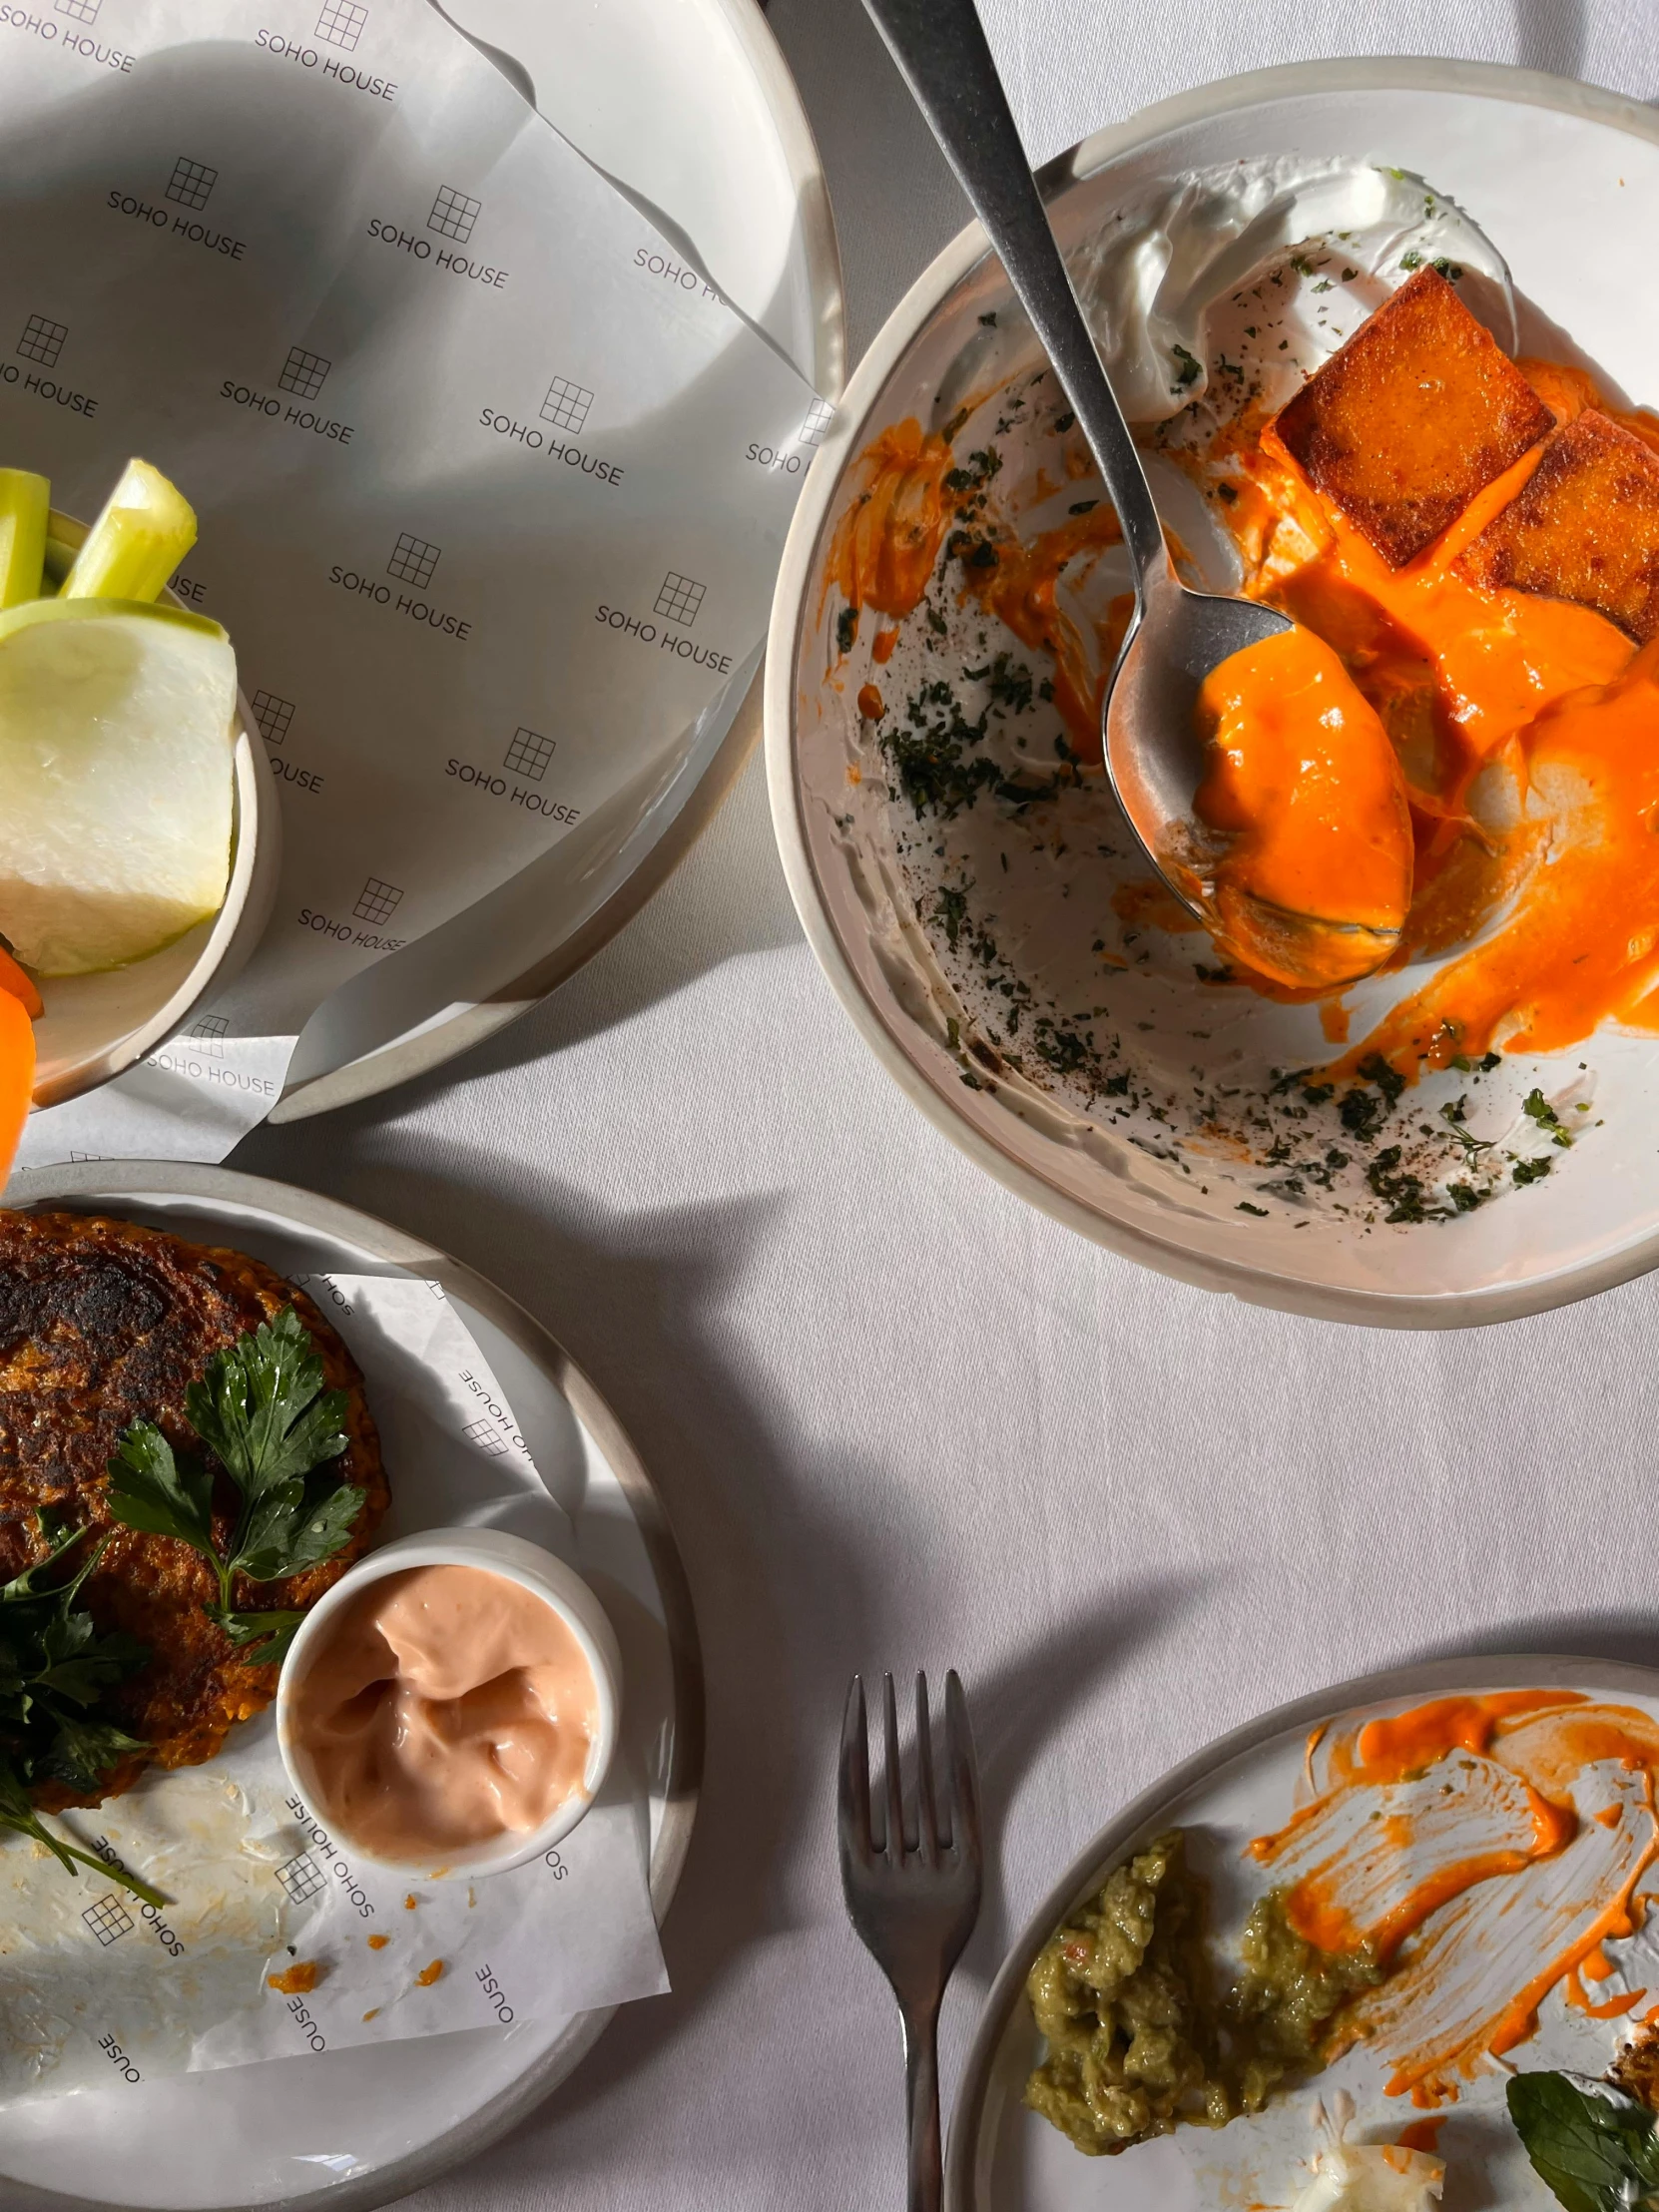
1523, 1088, 1574, 1147
1513, 1156, 1553, 1187
836, 605, 858, 653
1171, 343, 1202, 388
106, 1307, 360, 1669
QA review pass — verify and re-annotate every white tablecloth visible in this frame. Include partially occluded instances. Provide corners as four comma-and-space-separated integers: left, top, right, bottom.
241, 2, 1659, 2203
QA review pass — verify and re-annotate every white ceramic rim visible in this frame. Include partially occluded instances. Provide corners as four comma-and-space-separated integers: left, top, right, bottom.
942, 1647, 1659, 2212
276, 1526, 623, 1877
0, 1159, 705, 2212
764, 57, 1659, 1333
270, 0, 846, 1123
27, 513, 280, 1112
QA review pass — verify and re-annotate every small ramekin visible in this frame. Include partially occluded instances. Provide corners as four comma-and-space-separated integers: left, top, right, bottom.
276, 1526, 622, 1879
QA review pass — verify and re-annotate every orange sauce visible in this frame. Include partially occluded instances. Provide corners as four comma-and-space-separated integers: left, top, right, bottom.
267, 1960, 322, 1995
1193, 625, 1413, 986
958, 506, 1126, 759
1235, 376, 1659, 1070
825, 420, 956, 625
1249, 1690, 1659, 2099
1396, 2117, 1445, 2154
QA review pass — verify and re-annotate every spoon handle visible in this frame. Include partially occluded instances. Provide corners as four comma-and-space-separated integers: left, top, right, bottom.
861, 0, 1167, 580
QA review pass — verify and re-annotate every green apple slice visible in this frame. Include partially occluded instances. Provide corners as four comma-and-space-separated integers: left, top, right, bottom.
0, 598, 236, 975
0, 470, 48, 609
60, 457, 197, 605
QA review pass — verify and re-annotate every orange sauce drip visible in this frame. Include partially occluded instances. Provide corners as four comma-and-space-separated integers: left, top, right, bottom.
1343, 1692, 1585, 1785
267, 1960, 322, 1995
366, 1933, 390, 1950
958, 505, 1126, 761
415, 1958, 445, 1987
856, 683, 883, 721
825, 420, 956, 625
1396, 2117, 1445, 2154
1193, 625, 1413, 986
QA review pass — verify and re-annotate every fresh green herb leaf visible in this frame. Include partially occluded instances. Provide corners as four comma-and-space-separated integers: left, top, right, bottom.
185, 1307, 349, 1499
105, 1306, 360, 1660
1171, 343, 1202, 388
1524, 1087, 1575, 1147
106, 1422, 214, 1552
45, 1714, 149, 1794
208, 1610, 309, 1669
1507, 2071, 1659, 2212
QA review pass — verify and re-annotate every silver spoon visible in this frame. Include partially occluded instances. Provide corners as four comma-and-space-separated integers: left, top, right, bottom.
860, 0, 1402, 988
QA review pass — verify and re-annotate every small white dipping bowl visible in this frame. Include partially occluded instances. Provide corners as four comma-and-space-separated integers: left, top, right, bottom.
276, 1526, 622, 1880
27, 511, 280, 1111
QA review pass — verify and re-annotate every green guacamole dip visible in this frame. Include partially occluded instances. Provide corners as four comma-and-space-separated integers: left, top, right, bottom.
1024, 1829, 1381, 2157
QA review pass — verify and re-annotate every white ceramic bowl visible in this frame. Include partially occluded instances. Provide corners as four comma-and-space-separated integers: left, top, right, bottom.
766, 60, 1659, 1330
276, 1525, 623, 1879
26, 511, 279, 1110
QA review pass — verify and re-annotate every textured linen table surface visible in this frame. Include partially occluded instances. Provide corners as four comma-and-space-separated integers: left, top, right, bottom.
238, 1, 1659, 2204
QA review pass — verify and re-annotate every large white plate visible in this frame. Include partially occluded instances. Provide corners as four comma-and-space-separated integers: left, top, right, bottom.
270, 0, 845, 1123
947, 1652, 1659, 2212
767, 60, 1659, 1328
0, 1162, 703, 2212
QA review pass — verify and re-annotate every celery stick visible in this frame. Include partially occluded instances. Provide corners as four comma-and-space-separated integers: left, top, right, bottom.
0, 470, 48, 609
60, 457, 197, 604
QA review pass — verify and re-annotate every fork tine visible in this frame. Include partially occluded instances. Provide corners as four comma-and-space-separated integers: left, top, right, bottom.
943, 1669, 981, 1858
881, 1671, 906, 1863
838, 1675, 872, 1866
914, 1673, 941, 1863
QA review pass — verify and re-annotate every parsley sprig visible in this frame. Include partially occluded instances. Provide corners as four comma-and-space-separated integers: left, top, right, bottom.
106, 1306, 360, 1668
1508, 2071, 1659, 2211
0, 1513, 161, 1906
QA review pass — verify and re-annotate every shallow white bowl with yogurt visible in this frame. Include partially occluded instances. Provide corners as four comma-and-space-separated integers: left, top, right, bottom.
767, 59, 1659, 1329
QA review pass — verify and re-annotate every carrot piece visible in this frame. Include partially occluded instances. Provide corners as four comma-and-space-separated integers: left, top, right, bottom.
0, 942, 43, 1019
0, 987, 34, 1182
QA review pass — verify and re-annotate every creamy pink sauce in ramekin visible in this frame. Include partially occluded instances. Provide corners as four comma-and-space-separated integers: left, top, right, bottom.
290, 1564, 599, 1861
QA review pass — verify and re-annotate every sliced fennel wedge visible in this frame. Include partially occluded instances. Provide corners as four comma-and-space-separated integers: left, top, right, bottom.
60, 457, 197, 604
0, 598, 236, 975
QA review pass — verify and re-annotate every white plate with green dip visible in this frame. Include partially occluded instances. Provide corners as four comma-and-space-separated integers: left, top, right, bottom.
0, 1162, 702, 2212
947, 1653, 1659, 2212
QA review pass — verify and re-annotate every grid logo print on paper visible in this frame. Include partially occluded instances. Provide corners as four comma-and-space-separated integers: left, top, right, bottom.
275, 1852, 326, 1905
539, 375, 593, 435
52, 0, 100, 22
654, 572, 706, 627
799, 397, 834, 447
386, 533, 440, 590
16, 314, 67, 369
277, 346, 330, 401
353, 877, 402, 926
188, 1015, 230, 1058
462, 1416, 509, 1459
251, 690, 295, 746
314, 0, 367, 48
166, 157, 218, 213
426, 186, 480, 246
504, 727, 554, 783
83, 1895, 134, 1945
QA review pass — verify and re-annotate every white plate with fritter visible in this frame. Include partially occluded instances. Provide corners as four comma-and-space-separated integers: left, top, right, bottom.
0, 1161, 701, 2212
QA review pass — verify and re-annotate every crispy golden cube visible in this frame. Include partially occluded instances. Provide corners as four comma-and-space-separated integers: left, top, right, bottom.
1274, 267, 1555, 567
1462, 408, 1659, 643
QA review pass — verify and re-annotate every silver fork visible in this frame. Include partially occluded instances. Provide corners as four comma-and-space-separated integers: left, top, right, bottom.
839, 1671, 983, 2212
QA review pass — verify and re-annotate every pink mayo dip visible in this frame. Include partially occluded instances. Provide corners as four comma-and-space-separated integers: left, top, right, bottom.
291, 1564, 599, 1861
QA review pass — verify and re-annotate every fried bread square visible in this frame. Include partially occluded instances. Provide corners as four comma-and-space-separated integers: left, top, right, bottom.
1273, 267, 1555, 568
1462, 407, 1659, 643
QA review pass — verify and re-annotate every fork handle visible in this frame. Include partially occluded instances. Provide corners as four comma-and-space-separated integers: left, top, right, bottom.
900, 1997, 943, 2212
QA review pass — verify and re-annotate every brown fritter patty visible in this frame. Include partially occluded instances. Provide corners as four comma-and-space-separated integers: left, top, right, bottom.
0, 1209, 388, 1806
